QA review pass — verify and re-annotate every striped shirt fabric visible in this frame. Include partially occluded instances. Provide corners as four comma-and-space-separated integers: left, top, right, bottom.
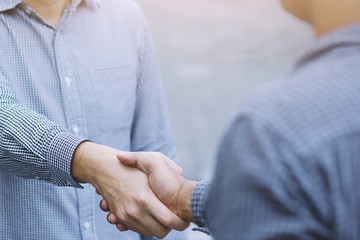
0, 0, 185, 239
191, 22, 360, 239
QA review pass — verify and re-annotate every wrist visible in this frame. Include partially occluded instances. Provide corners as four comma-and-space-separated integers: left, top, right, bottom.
71, 141, 96, 184
176, 180, 197, 222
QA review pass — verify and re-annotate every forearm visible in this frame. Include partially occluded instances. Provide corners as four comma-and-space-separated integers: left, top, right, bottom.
0, 81, 85, 187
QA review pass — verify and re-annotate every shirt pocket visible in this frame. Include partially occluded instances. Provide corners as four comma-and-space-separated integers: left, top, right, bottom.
91, 66, 137, 131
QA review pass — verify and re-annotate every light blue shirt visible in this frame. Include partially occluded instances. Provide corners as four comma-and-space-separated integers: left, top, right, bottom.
0, 0, 185, 239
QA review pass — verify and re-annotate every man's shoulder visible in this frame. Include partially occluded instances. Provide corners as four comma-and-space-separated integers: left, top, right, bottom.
95, 0, 147, 41
99, 0, 144, 20
102, 0, 142, 10
238, 55, 360, 154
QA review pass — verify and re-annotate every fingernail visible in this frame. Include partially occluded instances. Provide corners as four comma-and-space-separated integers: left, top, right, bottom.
106, 214, 112, 224
99, 200, 104, 210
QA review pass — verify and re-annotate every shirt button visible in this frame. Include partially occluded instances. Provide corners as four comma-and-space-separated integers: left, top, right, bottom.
83, 221, 91, 230
72, 125, 80, 135
34, 176, 40, 180
64, 77, 72, 87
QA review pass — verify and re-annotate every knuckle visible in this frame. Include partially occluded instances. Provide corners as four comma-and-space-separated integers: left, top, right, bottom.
134, 193, 148, 206
125, 206, 140, 219
114, 212, 125, 223
115, 208, 131, 224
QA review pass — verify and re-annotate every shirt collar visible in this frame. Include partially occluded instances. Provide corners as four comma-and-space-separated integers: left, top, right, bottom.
295, 22, 360, 69
0, 0, 100, 12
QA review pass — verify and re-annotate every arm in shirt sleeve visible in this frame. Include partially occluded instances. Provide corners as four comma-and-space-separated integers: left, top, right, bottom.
204, 114, 331, 239
0, 69, 85, 187
191, 181, 212, 235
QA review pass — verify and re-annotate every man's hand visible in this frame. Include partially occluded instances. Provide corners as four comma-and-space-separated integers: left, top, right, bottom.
99, 151, 197, 229
72, 142, 188, 238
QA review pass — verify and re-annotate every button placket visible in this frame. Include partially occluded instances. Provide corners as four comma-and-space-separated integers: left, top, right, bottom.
72, 125, 80, 135
77, 185, 96, 239
53, 31, 84, 137
83, 221, 91, 231
64, 76, 72, 87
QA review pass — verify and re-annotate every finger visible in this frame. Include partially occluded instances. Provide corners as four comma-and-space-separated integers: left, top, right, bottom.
116, 152, 146, 172
104, 205, 158, 237
117, 151, 181, 176
107, 212, 118, 224
148, 195, 189, 231
136, 152, 183, 176
115, 192, 173, 238
116, 223, 128, 232
142, 152, 183, 175
124, 209, 170, 239
100, 199, 110, 212
118, 152, 154, 173
101, 187, 164, 237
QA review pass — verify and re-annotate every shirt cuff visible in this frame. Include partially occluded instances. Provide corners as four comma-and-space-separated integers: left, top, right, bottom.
47, 131, 88, 188
191, 181, 211, 233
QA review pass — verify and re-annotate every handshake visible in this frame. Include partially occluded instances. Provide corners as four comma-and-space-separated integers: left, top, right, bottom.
72, 142, 198, 239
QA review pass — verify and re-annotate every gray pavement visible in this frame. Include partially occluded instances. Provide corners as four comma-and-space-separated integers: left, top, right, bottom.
136, 0, 314, 239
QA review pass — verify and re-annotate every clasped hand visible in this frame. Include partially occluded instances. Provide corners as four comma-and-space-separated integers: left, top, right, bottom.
72, 142, 191, 238
99, 151, 198, 236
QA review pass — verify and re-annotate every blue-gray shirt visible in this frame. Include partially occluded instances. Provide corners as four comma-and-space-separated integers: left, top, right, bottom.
0, 0, 185, 239
192, 23, 360, 239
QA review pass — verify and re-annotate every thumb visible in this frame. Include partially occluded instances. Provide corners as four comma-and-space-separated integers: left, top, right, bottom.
116, 151, 137, 166
116, 151, 149, 174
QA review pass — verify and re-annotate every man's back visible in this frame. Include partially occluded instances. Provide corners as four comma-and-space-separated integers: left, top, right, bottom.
206, 23, 360, 239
